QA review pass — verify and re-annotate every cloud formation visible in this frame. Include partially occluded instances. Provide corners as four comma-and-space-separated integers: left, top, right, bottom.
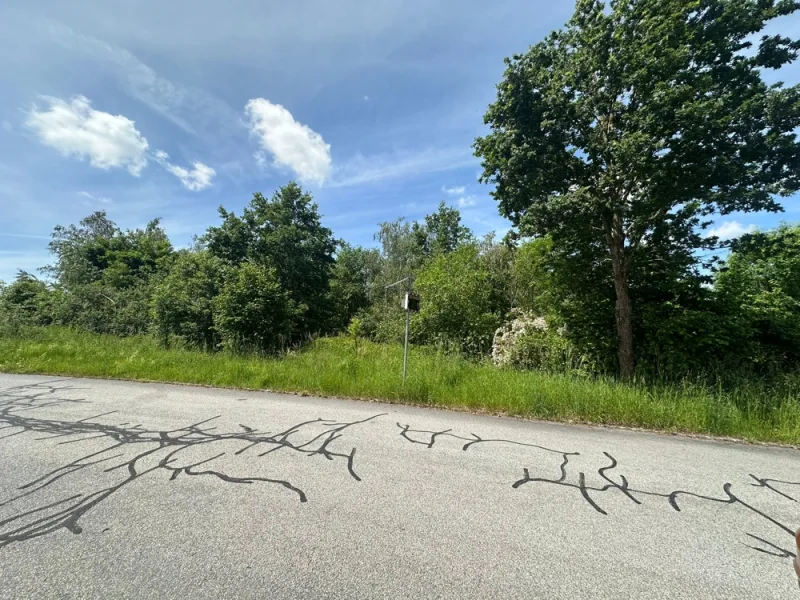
25, 94, 215, 191
26, 95, 149, 175
457, 195, 477, 208
77, 191, 113, 205
442, 185, 466, 196
154, 151, 216, 191
245, 98, 331, 185
708, 221, 756, 240
331, 147, 475, 188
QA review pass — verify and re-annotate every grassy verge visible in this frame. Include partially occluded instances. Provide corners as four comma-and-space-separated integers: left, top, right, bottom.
0, 327, 798, 444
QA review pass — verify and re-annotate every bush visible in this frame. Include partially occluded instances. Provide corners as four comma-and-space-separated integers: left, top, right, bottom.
0, 272, 57, 329
715, 224, 800, 372
414, 245, 501, 355
213, 262, 297, 354
151, 251, 226, 350
52, 281, 154, 336
492, 310, 589, 373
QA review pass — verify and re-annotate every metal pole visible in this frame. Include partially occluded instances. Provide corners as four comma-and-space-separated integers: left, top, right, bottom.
386, 276, 413, 385
403, 303, 410, 385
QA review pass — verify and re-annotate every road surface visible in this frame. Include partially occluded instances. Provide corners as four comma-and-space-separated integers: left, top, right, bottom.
0, 374, 797, 599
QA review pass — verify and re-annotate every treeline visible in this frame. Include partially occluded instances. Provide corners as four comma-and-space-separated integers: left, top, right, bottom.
2, 181, 798, 383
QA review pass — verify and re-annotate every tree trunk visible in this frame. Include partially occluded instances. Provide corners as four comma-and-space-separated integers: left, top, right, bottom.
609, 238, 635, 379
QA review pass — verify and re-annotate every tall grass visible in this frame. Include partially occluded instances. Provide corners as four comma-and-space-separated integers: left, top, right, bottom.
0, 326, 798, 444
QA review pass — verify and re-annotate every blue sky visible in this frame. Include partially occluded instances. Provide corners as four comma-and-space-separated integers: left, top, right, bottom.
1, 1, 798, 283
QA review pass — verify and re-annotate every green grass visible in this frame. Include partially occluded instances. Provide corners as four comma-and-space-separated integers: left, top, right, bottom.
1, 326, 799, 444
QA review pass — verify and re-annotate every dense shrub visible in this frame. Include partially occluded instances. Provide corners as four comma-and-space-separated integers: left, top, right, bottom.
414, 245, 501, 355
0, 273, 57, 328
53, 281, 155, 336
715, 224, 800, 371
212, 262, 297, 354
151, 251, 226, 350
492, 310, 588, 373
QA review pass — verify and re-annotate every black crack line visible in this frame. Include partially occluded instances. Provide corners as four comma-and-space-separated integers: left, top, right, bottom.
0, 453, 125, 508
0, 381, 385, 548
745, 534, 797, 559
182, 468, 307, 503
748, 475, 799, 502
396, 423, 577, 456
400, 419, 798, 559
512, 451, 798, 560
76, 411, 119, 423
396, 423, 452, 448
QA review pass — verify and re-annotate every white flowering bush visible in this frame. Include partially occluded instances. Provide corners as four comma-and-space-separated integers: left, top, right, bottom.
492, 309, 586, 373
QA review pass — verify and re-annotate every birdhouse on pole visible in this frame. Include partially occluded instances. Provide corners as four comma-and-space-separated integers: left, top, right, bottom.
403, 292, 421, 312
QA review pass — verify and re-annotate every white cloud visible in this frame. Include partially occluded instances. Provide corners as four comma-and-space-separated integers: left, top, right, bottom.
165, 162, 216, 192
708, 221, 756, 240
26, 95, 149, 175
457, 195, 477, 208
153, 151, 216, 191
77, 191, 113, 204
442, 185, 466, 196
245, 98, 331, 185
363, 95, 370, 102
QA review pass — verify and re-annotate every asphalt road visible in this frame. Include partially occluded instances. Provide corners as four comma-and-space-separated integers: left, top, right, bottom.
0, 374, 798, 599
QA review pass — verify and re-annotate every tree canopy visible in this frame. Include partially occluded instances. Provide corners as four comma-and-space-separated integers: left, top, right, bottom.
475, 0, 800, 376
203, 183, 338, 337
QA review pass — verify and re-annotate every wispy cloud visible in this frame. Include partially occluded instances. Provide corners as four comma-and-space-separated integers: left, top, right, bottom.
0, 232, 50, 240
153, 151, 216, 191
442, 185, 466, 196
330, 147, 477, 188
457, 195, 477, 208
77, 191, 113, 205
46, 20, 243, 141
708, 221, 756, 240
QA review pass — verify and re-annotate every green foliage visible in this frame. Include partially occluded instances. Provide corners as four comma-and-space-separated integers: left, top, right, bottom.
40, 212, 173, 336
203, 183, 337, 337
512, 238, 557, 314
212, 262, 297, 354
414, 245, 501, 355
478, 233, 515, 316
0, 272, 56, 329
510, 329, 581, 373
4, 161, 800, 398
475, 0, 800, 376
716, 224, 800, 369
374, 218, 426, 288
52, 281, 155, 337
414, 202, 474, 256
347, 317, 363, 340
151, 251, 227, 350
328, 244, 381, 331
46, 211, 173, 290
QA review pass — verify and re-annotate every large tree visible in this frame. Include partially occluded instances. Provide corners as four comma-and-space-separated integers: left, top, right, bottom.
203, 183, 337, 337
413, 202, 474, 256
475, 0, 800, 377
